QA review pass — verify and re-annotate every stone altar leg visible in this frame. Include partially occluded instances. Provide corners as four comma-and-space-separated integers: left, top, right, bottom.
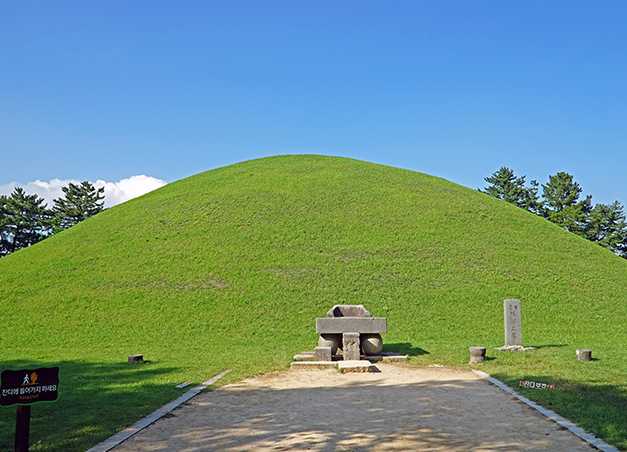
361, 334, 383, 356
318, 334, 341, 355
342, 332, 360, 360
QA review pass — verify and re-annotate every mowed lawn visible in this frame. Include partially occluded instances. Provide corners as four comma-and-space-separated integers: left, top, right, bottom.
1, 155, 627, 451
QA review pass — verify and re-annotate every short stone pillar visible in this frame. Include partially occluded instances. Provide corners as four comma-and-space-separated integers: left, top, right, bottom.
343, 333, 361, 360
504, 299, 522, 347
315, 346, 332, 362
128, 354, 143, 363
469, 347, 486, 363
576, 349, 592, 362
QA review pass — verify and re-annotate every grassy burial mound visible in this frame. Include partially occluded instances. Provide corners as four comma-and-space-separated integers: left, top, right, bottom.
2, 154, 627, 450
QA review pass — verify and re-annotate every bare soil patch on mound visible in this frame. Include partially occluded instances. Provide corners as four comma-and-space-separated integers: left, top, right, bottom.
111, 363, 596, 451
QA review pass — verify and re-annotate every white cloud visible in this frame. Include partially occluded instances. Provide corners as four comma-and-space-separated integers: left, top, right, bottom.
0, 179, 74, 208
93, 176, 167, 207
0, 176, 167, 208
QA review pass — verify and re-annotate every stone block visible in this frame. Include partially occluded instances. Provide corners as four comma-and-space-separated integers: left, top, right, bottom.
338, 360, 378, 372
342, 332, 361, 361
327, 305, 372, 318
315, 346, 332, 362
380, 353, 408, 362
366, 352, 409, 362
316, 317, 387, 334
293, 353, 314, 361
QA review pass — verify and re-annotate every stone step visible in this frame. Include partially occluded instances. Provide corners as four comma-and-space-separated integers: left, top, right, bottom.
293, 352, 315, 361
294, 351, 409, 363
290, 361, 338, 370
338, 360, 378, 373
369, 352, 409, 362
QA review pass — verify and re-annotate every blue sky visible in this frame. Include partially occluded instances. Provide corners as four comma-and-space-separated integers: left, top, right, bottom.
2, 1, 626, 206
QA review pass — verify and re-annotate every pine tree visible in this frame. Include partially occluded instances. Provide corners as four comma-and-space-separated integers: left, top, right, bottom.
541, 172, 592, 236
53, 181, 105, 230
0, 188, 52, 256
584, 201, 627, 256
481, 167, 540, 213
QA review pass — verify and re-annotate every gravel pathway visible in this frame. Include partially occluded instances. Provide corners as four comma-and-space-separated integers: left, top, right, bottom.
111, 363, 598, 452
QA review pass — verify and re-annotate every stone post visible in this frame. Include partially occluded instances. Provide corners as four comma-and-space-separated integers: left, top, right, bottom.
469, 347, 486, 363
128, 354, 143, 363
342, 333, 361, 360
504, 299, 522, 347
576, 349, 592, 362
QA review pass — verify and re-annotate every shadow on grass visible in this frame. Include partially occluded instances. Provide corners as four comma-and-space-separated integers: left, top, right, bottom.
529, 344, 568, 349
383, 342, 429, 356
492, 372, 627, 451
0, 359, 180, 452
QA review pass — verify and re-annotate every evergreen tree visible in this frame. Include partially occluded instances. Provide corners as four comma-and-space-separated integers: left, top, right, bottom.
585, 201, 627, 256
0, 188, 52, 256
53, 181, 105, 230
541, 172, 592, 236
481, 167, 541, 213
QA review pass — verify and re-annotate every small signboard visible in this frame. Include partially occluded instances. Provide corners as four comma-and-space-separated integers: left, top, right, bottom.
1, 366, 60, 406
518, 379, 556, 390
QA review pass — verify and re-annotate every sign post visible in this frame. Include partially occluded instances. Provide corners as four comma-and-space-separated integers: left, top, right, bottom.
15, 405, 31, 452
1, 366, 60, 452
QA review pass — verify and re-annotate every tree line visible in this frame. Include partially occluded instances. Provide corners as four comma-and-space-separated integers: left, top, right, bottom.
0, 181, 105, 257
481, 167, 627, 258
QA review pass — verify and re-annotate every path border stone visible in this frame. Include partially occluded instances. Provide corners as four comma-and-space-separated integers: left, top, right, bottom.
473, 370, 619, 452
85, 370, 231, 452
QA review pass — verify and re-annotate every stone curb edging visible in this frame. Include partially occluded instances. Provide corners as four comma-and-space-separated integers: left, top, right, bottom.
472, 370, 619, 452
85, 369, 231, 452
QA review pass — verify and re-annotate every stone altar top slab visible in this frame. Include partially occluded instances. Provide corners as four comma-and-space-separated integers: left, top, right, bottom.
316, 317, 387, 334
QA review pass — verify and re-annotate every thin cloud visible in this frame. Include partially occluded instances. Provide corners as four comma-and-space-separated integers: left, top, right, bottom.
0, 176, 167, 208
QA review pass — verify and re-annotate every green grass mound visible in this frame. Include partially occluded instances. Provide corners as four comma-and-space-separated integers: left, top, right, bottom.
2, 155, 627, 450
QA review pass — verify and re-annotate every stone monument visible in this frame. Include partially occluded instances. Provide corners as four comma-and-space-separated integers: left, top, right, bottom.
496, 299, 535, 351
504, 299, 522, 347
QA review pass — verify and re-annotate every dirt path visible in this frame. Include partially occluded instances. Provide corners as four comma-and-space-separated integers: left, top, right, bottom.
111, 363, 596, 451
